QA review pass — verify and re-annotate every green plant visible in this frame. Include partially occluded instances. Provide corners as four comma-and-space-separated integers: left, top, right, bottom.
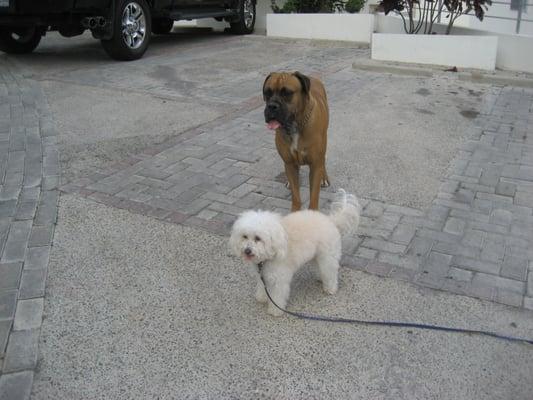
271, 0, 297, 12
345, 0, 365, 12
378, 0, 491, 34
271, 0, 346, 13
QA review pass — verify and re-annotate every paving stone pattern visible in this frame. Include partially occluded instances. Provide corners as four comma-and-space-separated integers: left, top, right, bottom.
0, 62, 59, 399
63, 68, 533, 311
2, 35, 531, 398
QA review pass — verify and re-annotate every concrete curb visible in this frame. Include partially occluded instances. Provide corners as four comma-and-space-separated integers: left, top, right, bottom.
352, 59, 533, 87
352, 59, 435, 77
458, 72, 533, 88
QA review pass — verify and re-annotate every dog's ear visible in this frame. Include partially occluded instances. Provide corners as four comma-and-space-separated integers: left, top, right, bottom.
228, 214, 246, 257
293, 71, 311, 97
228, 229, 239, 258
267, 220, 288, 260
262, 73, 273, 100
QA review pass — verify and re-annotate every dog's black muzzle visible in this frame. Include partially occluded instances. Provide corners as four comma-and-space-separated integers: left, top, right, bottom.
264, 100, 283, 122
264, 100, 294, 133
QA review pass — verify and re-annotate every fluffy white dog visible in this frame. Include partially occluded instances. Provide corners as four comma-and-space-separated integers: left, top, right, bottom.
229, 189, 360, 316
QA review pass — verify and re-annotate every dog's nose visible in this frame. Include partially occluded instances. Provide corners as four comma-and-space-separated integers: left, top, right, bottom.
267, 103, 280, 112
244, 248, 252, 256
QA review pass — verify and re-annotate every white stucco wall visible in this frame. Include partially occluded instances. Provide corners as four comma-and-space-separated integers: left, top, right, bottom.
267, 13, 375, 43
447, 3, 533, 36
375, 14, 533, 73
372, 33, 498, 70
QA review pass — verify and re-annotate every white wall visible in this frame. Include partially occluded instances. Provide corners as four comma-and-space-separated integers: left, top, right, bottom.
449, 4, 533, 36
494, 34, 533, 72
375, 13, 405, 33
451, 26, 533, 73
379, 3, 533, 36
267, 13, 375, 43
375, 14, 533, 73
372, 33, 498, 70
255, 0, 282, 32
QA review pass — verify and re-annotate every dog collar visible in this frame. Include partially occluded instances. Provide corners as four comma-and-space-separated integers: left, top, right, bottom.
257, 261, 264, 273
298, 98, 315, 131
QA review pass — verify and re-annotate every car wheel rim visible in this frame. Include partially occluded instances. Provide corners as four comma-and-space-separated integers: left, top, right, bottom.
122, 2, 146, 49
243, 0, 254, 29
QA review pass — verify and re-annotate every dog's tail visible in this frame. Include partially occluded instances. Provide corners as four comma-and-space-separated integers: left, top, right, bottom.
329, 189, 361, 236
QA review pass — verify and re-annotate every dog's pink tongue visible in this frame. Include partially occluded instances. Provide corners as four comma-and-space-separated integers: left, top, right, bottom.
267, 121, 281, 130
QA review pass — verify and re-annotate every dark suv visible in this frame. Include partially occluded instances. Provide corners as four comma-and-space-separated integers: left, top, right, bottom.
0, 0, 256, 60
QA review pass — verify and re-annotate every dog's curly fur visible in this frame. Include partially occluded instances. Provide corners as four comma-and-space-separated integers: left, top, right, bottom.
229, 190, 360, 316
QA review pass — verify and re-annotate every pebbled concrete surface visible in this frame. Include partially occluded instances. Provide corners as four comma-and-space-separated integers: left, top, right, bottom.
326, 73, 488, 209
33, 195, 533, 400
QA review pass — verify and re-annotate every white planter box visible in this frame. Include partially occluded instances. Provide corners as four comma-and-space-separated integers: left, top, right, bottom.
371, 33, 498, 70
267, 13, 375, 43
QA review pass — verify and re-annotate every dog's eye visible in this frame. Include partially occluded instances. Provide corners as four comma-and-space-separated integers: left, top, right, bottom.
243, 235, 248, 240
255, 236, 261, 242
263, 89, 273, 99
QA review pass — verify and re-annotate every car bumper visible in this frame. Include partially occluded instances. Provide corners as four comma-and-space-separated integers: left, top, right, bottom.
0, 0, 109, 15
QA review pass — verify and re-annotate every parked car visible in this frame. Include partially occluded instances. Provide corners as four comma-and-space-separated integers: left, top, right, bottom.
0, 0, 256, 60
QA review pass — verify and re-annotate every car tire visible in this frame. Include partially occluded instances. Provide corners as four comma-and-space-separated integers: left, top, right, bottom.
101, 0, 151, 61
229, 0, 255, 34
0, 27, 42, 54
152, 18, 174, 34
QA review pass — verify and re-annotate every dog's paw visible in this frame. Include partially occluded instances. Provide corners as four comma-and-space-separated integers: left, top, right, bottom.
323, 283, 338, 295
267, 305, 284, 317
285, 181, 290, 189
321, 178, 330, 188
255, 291, 268, 303
255, 283, 268, 303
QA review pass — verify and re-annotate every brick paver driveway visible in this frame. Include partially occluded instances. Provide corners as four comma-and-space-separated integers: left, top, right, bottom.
0, 27, 532, 399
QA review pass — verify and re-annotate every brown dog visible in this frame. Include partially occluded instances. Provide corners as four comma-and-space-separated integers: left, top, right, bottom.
263, 71, 329, 211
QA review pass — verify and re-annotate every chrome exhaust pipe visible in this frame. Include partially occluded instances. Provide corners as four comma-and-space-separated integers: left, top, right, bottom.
81, 17, 97, 29
97, 17, 107, 27
82, 17, 106, 29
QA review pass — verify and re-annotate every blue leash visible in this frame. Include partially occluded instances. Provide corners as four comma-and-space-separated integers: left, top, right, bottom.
258, 266, 533, 346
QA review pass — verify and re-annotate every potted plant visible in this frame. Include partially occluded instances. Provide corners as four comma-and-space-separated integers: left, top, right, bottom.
371, 0, 497, 70
378, 0, 492, 34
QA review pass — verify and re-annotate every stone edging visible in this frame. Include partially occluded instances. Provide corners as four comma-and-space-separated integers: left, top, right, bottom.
0, 61, 60, 400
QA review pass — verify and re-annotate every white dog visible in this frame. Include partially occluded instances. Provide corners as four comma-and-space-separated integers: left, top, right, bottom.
229, 189, 360, 316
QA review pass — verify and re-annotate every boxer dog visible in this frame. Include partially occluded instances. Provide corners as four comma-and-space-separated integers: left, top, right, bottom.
263, 71, 329, 211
